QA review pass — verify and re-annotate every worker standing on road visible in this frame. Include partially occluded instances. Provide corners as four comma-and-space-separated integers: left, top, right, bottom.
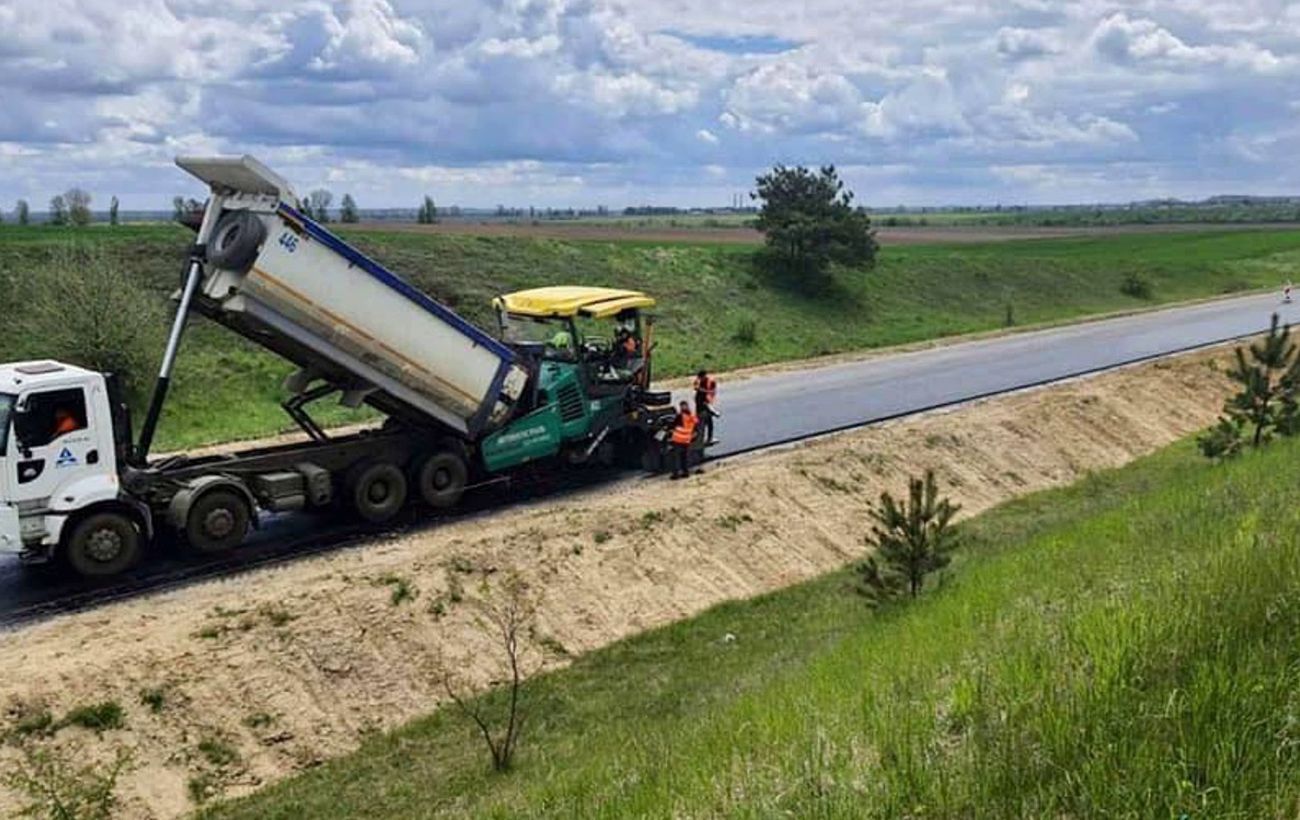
669, 400, 697, 480
1286, 281, 1294, 304
693, 369, 718, 444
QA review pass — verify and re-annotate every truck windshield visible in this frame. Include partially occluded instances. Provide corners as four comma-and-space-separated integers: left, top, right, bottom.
500, 314, 578, 360
0, 393, 12, 456
500, 314, 569, 345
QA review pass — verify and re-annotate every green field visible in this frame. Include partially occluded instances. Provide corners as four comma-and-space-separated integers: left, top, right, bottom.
875, 203, 1300, 228
2, 223, 1299, 449
206, 436, 1300, 818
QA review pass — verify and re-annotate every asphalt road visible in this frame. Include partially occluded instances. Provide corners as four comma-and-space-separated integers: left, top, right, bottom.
2, 291, 1294, 623
703, 291, 1298, 457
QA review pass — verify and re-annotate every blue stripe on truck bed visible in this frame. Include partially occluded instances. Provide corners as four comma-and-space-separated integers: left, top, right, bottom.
468, 359, 514, 439
277, 203, 515, 363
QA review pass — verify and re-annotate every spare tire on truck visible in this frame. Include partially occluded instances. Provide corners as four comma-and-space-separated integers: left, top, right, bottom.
207, 211, 267, 273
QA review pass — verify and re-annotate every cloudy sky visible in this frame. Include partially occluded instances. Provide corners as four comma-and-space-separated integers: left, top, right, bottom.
2, 0, 1299, 210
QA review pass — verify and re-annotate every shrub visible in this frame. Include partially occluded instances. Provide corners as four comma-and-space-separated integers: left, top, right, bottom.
1120, 272, 1154, 299
188, 772, 218, 804
243, 712, 275, 729
139, 688, 166, 713
435, 570, 538, 772
377, 574, 416, 606
197, 736, 239, 767
15, 246, 164, 401
12, 708, 54, 738
3, 745, 131, 820
61, 701, 124, 733
732, 314, 758, 345
1198, 417, 1245, 460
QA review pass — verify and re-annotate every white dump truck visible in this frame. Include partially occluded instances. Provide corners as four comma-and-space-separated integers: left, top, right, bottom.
0, 156, 674, 577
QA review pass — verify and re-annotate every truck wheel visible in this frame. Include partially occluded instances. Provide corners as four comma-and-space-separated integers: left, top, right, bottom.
65, 512, 141, 578
186, 490, 251, 554
349, 462, 407, 523
415, 451, 467, 510
208, 211, 266, 273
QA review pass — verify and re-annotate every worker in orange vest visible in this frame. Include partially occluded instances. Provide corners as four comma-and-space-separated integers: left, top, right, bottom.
669, 399, 697, 479
693, 369, 718, 444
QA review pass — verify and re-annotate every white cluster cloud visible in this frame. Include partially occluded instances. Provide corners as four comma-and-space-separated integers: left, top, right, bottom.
1, 0, 1299, 207
1089, 11, 1290, 73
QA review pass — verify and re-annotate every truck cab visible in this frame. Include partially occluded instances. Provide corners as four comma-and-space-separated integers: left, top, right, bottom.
0, 362, 136, 573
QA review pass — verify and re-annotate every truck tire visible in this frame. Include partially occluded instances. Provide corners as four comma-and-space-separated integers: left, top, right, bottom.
186, 489, 251, 554
208, 211, 266, 273
65, 511, 142, 578
415, 451, 467, 510
349, 461, 407, 523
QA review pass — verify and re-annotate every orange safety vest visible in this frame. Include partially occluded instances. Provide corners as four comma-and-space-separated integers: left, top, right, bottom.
693, 376, 717, 406
671, 410, 697, 445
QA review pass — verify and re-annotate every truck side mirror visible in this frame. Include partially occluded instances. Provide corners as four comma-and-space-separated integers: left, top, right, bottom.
11, 407, 33, 459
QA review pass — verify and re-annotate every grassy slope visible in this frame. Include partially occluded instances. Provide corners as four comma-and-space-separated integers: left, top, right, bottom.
1, 223, 1298, 449
208, 437, 1300, 818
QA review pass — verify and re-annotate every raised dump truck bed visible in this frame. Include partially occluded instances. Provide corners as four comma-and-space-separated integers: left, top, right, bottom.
175, 155, 529, 440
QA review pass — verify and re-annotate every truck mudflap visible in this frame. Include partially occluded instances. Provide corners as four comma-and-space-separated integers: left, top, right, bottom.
0, 504, 20, 553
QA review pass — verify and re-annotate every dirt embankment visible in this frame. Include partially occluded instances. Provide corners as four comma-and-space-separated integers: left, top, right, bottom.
0, 347, 1234, 818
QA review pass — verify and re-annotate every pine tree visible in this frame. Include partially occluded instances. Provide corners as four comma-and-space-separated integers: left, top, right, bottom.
859, 469, 960, 601
1201, 314, 1300, 457
16, 200, 29, 226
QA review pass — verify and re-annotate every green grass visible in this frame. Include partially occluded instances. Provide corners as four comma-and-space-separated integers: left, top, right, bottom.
2, 223, 1299, 449
205, 435, 1300, 818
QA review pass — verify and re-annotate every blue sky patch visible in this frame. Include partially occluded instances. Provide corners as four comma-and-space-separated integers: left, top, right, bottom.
663, 32, 801, 54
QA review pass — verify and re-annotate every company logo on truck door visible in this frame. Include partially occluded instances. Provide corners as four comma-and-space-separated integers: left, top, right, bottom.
55, 447, 78, 468
493, 425, 549, 447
